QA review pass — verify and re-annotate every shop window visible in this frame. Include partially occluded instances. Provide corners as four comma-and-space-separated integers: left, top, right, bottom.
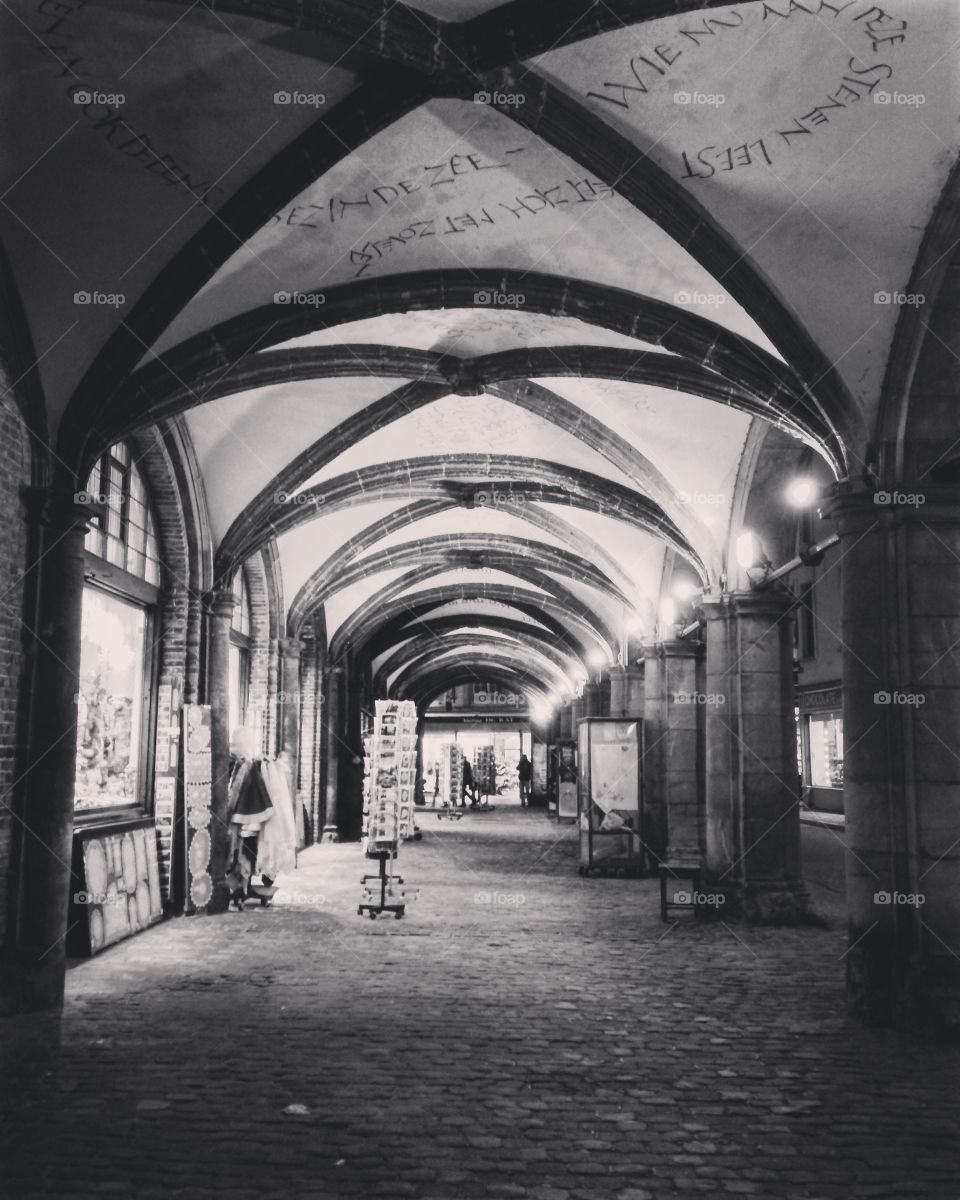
808, 710, 844, 788
229, 570, 252, 735
76, 443, 160, 815
804, 710, 844, 789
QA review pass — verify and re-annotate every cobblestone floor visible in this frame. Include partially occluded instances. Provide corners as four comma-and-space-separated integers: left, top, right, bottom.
3, 806, 959, 1199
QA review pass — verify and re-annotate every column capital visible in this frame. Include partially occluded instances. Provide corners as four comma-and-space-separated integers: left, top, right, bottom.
21, 483, 91, 533
204, 588, 237, 619
821, 477, 960, 531
278, 635, 303, 659
641, 638, 703, 660
700, 589, 793, 621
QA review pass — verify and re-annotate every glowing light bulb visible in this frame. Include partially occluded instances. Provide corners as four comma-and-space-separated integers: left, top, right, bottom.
736, 531, 758, 570
786, 477, 817, 507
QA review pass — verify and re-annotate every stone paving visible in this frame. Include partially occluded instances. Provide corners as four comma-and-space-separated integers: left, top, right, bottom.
2, 806, 959, 1200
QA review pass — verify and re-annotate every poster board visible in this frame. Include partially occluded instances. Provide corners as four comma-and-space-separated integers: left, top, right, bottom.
577, 719, 644, 875
68, 819, 163, 955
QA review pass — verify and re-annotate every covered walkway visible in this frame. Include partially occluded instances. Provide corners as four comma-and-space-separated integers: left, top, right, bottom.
4, 809, 958, 1200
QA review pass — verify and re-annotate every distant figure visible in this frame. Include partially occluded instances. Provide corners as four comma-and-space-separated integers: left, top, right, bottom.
461, 758, 476, 807
517, 754, 532, 806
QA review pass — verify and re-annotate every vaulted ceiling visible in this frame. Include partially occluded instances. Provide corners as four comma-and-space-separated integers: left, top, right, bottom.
4, 0, 957, 710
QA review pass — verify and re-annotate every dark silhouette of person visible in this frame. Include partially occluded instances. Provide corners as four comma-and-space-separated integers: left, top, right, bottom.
461, 758, 476, 807
517, 754, 532, 805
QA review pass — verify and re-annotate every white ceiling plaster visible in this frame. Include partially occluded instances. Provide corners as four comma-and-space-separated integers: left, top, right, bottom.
153, 98, 776, 355
270, 308, 671, 356
184, 376, 410, 540
533, 0, 960, 415
301, 392, 642, 491
351, 505, 574, 558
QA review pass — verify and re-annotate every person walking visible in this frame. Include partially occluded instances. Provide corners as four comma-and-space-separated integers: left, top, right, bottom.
517, 753, 532, 806
461, 758, 476, 807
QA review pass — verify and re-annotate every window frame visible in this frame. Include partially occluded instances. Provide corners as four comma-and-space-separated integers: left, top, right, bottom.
74, 576, 160, 825
75, 442, 163, 825
228, 570, 252, 734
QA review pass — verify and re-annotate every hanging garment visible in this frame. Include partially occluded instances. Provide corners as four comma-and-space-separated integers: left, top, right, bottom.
259, 759, 297, 877
230, 761, 274, 829
225, 761, 274, 903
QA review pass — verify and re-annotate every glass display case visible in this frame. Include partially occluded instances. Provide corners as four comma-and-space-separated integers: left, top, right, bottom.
576, 718, 645, 876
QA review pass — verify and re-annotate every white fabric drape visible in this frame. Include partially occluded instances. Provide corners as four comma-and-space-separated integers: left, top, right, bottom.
258, 759, 297, 877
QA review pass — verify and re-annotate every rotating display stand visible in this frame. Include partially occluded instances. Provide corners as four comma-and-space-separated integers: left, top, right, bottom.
359, 700, 420, 918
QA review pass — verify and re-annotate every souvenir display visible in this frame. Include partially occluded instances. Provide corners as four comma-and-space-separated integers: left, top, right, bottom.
439, 743, 464, 808
182, 704, 214, 911
359, 700, 420, 919
473, 745, 497, 798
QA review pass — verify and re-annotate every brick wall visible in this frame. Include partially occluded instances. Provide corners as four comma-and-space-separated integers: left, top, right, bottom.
0, 395, 31, 946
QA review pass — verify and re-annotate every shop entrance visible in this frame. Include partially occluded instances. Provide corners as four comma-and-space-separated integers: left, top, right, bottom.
421, 722, 532, 808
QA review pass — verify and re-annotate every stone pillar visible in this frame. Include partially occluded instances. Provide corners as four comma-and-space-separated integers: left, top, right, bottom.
641, 643, 666, 866
297, 633, 317, 844
700, 591, 805, 922
558, 702, 574, 741
662, 640, 704, 865
205, 588, 235, 915
824, 482, 960, 1035
3, 488, 87, 1013
610, 664, 644, 718
278, 636, 303, 847
321, 666, 343, 842
582, 681, 602, 717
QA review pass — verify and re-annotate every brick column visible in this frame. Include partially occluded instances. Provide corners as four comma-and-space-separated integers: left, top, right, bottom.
701, 591, 805, 922
278, 636, 303, 848
824, 481, 960, 1035
205, 587, 235, 915
3, 487, 87, 1013
321, 666, 343, 842
297, 632, 317, 844
662, 640, 704, 865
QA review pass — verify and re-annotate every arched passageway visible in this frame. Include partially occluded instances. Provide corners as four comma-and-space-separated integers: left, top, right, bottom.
2, 1, 960, 1193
